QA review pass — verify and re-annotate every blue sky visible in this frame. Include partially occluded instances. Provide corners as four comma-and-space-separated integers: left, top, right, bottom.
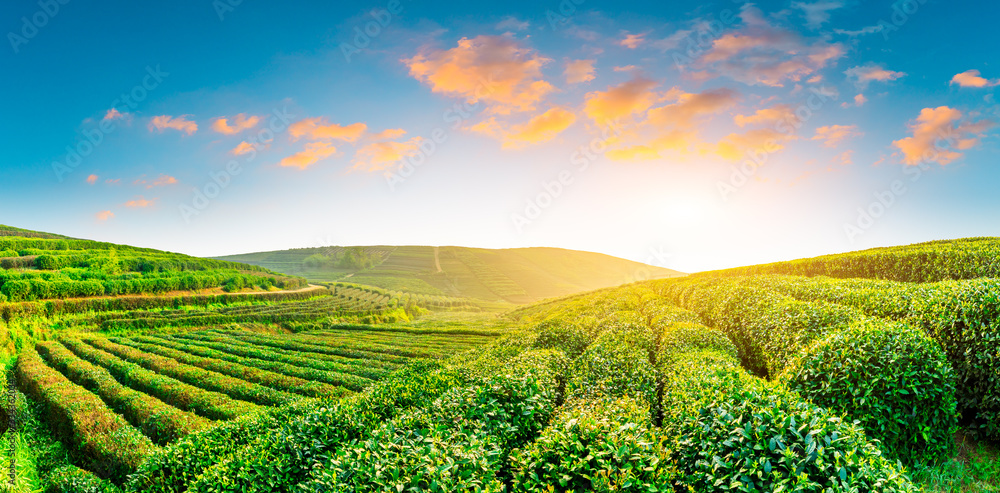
1, 0, 998, 272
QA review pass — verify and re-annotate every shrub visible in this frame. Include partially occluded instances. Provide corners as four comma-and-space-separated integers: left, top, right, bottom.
300, 352, 562, 493
509, 397, 674, 492
15, 349, 156, 483
44, 465, 123, 493
61, 338, 260, 421
660, 351, 917, 492
180, 361, 464, 493
567, 322, 659, 413
778, 320, 958, 465
36, 341, 212, 445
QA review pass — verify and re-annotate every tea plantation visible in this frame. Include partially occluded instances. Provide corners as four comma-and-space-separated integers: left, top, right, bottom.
1, 230, 999, 492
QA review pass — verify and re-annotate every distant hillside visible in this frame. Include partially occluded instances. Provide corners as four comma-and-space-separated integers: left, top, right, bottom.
0, 224, 307, 302
216, 245, 685, 303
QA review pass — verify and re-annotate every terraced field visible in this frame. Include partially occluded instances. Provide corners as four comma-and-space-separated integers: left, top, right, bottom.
14, 326, 499, 487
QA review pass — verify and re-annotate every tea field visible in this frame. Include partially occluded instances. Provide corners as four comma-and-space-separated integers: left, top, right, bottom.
1, 230, 999, 492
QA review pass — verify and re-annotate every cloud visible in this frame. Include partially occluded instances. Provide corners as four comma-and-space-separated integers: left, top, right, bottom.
211, 113, 261, 134
565, 59, 596, 84
603, 87, 739, 161
606, 145, 661, 161
833, 150, 854, 166
279, 142, 338, 169
149, 115, 198, 135
149, 175, 178, 188
650, 29, 693, 52
95, 211, 114, 222
714, 128, 800, 161
893, 106, 995, 165
647, 88, 741, 129
834, 25, 882, 37
854, 93, 867, 107
103, 108, 126, 121
403, 35, 554, 114
471, 107, 577, 149
792, 1, 845, 28
583, 77, 660, 126
812, 124, 862, 147
124, 196, 157, 208
86, 174, 98, 184
105, 179, 121, 185
353, 137, 425, 173
132, 174, 178, 188
733, 104, 795, 127
950, 69, 999, 88
693, 6, 844, 87
231, 141, 258, 155
845, 63, 906, 89
614, 65, 638, 72
620, 32, 646, 49
370, 128, 408, 140
289, 117, 367, 142
496, 16, 529, 31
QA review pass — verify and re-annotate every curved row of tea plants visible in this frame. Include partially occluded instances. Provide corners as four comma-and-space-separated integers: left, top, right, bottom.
654, 276, 958, 465
726, 273, 1000, 440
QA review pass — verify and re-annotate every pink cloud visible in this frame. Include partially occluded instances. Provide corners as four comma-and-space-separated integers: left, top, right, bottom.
149, 115, 198, 135
211, 113, 261, 134
951, 69, 999, 88
279, 142, 338, 169
86, 174, 98, 184
893, 106, 995, 166
95, 211, 114, 222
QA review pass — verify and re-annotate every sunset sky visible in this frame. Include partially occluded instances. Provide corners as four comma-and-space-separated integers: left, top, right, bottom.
2, 0, 998, 272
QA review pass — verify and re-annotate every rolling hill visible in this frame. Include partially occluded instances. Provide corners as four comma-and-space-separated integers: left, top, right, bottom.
215, 245, 685, 303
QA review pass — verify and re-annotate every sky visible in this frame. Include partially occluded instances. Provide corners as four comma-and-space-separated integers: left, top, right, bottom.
1, 0, 998, 273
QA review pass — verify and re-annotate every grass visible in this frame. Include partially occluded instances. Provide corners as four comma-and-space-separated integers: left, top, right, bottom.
913, 433, 1000, 492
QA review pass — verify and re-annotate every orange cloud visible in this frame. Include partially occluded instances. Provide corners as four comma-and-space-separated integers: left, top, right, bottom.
606, 145, 661, 161
279, 142, 338, 169
845, 63, 905, 88
149, 175, 178, 188
105, 179, 121, 185
812, 125, 862, 148
694, 6, 843, 87
565, 59, 596, 84
733, 104, 794, 127
584, 77, 660, 126
353, 137, 425, 173
231, 141, 258, 155
86, 174, 98, 184
833, 150, 854, 166
472, 108, 577, 149
103, 108, 126, 121
404, 35, 554, 114
620, 32, 646, 49
893, 106, 995, 166
289, 117, 367, 142
951, 69, 999, 88
370, 128, 408, 140
149, 115, 198, 135
95, 211, 114, 222
714, 128, 799, 161
648, 88, 740, 129
211, 113, 261, 134
124, 197, 157, 208
603, 88, 739, 161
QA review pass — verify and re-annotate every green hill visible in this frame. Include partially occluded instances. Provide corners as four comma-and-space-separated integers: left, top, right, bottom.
0, 224, 307, 303
216, 245, 684, 303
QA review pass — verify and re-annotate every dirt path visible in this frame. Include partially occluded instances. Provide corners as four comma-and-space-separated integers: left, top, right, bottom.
433, 247, 443, 273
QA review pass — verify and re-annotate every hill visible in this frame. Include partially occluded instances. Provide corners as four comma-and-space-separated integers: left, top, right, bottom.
215, 245, 685, 303
0, 224, 307, 303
